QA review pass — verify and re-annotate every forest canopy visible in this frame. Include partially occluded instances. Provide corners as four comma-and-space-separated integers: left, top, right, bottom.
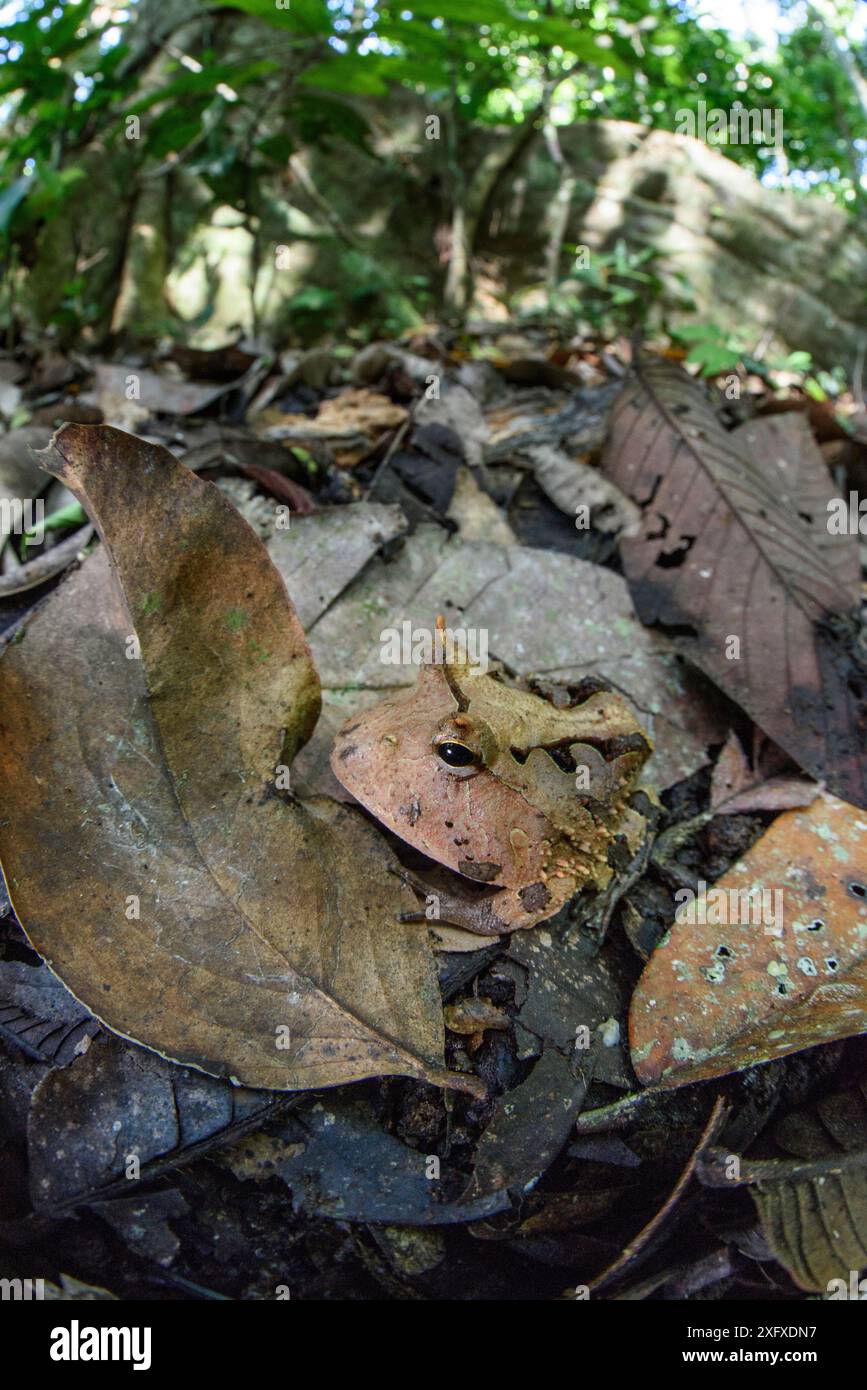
0, 1, 865, 339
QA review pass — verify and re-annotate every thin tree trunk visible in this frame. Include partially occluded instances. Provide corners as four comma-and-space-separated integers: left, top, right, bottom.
542, 118, 577, 288
442, 99, 546, 320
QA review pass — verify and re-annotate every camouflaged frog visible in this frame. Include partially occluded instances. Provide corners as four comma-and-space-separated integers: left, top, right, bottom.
331, 655, 653, 937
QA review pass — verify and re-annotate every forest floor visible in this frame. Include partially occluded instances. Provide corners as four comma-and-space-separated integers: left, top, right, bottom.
1, 324, 866, 1301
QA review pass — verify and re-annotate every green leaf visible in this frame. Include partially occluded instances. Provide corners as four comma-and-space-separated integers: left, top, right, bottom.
299, 57, 391, 97
22, 501, 87, 555
804, 377, 829, 402
675, 322, 726, 343
685, 343, 741, 375
0, 176, 33, 236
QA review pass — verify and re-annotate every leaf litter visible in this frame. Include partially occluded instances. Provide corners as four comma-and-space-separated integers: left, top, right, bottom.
1, 329, 866, 1299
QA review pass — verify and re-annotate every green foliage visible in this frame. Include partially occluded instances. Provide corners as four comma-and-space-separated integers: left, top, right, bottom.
550, 239, 665, 335
670, 326, 845, 398
22, 500, 87, 555
286, 248, 428, 344
673, 322, 744, 377
0, 0, 864, 343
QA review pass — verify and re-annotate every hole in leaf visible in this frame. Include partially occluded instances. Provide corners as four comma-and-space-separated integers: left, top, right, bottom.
656, 536, 695, 569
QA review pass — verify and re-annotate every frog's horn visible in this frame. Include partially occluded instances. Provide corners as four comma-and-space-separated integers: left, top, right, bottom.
433, 612, 472, 678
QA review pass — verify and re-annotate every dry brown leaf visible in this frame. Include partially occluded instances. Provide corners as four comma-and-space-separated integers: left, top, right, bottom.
761, 1069, 867, 1291
601, 353, 867, 807
521, 443, 641, 535
752, 1165, 867, 1293
0, 424, 480, 1097
261, 388, 407, 466
731, 412, 861, 603
91, 363, 230, 427
298, 524, 726, 796
710, 730, 819, 815
630, 792, 867, 1088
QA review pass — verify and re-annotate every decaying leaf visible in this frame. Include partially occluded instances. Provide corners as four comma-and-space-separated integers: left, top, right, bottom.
92, 363, 231, 428
710, 730, 819, 816
267, 502, 408, 629
90, 1190, 188, 1268
601, 352, 867, 807
27, 1033, 279, 1211
466, 1046, 593, 1199
0, 424, 481, 1097
217, 1092, 509, 1226
415, 383, 489, 467
731, 412, 861, 603
508, 925, 632, 1088
752, 1165, 867, 1293
520, 443, 641, 535
261, 388, 407, 466
630, 792, 867, 1088
0, 960, 100, 1066
699, 1064, 867, 1291
446, 466, 517, 546
384, 423, 462, 515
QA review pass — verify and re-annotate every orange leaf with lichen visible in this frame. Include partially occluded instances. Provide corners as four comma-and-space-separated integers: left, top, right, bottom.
630, 793, 867, 1088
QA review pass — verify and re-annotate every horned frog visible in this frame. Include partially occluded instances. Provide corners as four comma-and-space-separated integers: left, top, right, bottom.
331, 644, 654, 940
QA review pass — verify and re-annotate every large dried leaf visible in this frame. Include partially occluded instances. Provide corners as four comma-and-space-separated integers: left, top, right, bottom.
92, 363, 231, 426
731, 412, 861, 603
751, 1165, 867, 1292
630, 793, 867, 1088
0, 424, 478, 1096
297, 524, 725, 797
602, 353, 867, 807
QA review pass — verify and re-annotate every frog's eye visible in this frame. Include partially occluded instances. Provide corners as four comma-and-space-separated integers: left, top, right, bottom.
435, 741, 480, 770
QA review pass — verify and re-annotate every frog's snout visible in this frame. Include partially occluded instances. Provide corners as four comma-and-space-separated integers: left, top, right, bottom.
329, 710, 386, 808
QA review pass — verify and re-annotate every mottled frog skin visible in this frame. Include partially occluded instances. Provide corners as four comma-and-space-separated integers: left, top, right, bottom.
330, 660, 652, 936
